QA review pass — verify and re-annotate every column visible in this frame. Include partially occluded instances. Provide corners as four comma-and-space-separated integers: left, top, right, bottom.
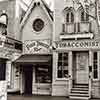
6, 61, 12, 86
68, 51, 72, 77
89, 50, 93, 98
89, 50, 93, 67
97, 51, 100, 80
68, 51, 72, 94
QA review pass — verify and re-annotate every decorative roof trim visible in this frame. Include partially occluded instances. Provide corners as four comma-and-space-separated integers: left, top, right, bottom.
21, 0, 53, 29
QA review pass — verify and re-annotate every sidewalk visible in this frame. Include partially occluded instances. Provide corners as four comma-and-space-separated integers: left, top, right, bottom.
7, 95, 66, 100
7, 94, 99, 100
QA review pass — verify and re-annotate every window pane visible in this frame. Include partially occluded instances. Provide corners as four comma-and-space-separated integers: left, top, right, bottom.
94, 70, 98, 79
58, 53, 62, 60
58, 70, 63, 78
86, 13, 89, 21
93, 52, 98, 79
71, 12, 74, 22
35, 66, 52, 83
66, 13, 69, 23
81, 11, 84, 21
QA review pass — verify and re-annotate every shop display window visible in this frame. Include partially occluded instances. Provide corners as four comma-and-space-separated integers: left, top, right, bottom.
35, 65, 52, 83
58, 53, 68, 78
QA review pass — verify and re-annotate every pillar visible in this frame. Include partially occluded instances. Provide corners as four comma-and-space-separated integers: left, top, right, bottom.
68, 51, 72, 78
6, 60, 12, 86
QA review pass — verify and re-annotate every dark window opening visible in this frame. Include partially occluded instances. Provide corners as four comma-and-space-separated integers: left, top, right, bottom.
81, 10, 89, 22
15, 42, 22, 51
0, 59, 6, 80
66, 12, 74, 23
35, 65, 52, 83
93, 52, 98, 79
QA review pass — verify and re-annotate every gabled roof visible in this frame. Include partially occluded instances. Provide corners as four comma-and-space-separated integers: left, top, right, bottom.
21, 0, 53, 29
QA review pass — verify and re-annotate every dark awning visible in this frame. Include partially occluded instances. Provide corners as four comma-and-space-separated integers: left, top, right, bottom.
14, 54, 52, 65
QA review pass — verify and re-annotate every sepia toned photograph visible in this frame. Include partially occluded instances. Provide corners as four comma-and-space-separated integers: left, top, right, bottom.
0, 0, 100, 100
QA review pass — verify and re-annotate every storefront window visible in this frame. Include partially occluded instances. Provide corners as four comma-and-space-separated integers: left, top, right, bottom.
58, 53, 68, 78
93, 52, 98, 79
36, 65, 52, 83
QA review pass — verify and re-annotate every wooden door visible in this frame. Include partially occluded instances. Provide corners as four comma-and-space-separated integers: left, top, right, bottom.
76, 52, 89, 84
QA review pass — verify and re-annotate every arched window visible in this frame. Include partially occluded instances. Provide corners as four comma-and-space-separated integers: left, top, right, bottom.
66, 11, 74, 23
81, 10, 89, 21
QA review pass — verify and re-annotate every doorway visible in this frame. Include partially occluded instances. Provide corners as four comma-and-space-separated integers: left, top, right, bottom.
23, 65, 33, 95
73, 51, 89, 84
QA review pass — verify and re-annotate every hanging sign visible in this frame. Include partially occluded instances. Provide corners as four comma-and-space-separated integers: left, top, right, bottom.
0, 81, 7, 100
24, 40, 51, 54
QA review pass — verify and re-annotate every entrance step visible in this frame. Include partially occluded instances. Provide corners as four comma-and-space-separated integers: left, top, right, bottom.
69, 84, 89, 100
73, 84, 88, 88
70, 96, 89, 100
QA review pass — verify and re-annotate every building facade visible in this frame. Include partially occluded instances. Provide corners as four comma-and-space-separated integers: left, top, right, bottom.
5, 0, 100, 99
14, 0, 53, 95
0, 0, 22, 97
52, 0, 100, 99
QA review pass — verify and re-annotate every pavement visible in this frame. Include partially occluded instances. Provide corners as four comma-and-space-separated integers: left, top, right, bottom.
7, 95, 66, 100
7, 94, 100, 100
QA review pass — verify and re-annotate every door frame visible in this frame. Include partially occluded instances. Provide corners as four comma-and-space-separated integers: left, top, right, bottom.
72, 51, 89, 84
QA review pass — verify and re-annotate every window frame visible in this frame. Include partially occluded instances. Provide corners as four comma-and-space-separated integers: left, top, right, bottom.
57, 52, 69, 79
93, 52, 99, 80
80, 9, 89, 22
66, 11, 74, 23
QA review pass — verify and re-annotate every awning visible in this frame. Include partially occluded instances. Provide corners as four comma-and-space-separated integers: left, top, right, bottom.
14, 54, 52, 65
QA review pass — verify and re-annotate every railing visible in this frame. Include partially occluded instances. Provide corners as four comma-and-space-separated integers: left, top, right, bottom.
79, 22, 92, 33
62, 23, 75, 34
62, 22, 93, 34
89, 72, 92, 99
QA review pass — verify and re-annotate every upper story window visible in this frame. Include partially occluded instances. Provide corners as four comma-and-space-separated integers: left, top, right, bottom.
81, 10, 89, 22
66, 11, 74, 23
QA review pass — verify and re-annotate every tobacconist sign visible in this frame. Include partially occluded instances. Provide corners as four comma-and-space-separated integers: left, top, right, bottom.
24, 40, 51, 54
54, 40, 100, 50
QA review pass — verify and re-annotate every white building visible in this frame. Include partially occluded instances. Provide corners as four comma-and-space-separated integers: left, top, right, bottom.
4, 0, 100, 99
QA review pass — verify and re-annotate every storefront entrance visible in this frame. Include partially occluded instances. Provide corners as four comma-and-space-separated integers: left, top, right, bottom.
23, 66, 33, 95
73, 52, 89, 84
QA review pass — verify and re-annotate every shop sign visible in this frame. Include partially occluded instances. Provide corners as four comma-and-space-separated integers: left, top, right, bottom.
24, 40, 51, 54
0, 81, 7, 100
54, 40, 100, 50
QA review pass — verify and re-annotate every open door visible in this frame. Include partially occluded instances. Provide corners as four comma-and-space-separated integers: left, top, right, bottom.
24, 65, 33, 95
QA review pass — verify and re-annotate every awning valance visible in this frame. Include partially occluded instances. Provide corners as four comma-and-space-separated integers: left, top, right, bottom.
14, 54, 52, 65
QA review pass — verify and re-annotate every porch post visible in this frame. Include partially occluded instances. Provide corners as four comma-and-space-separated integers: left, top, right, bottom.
6, 61, 12, 86
89, 50, 93, 99
68, 51, 72, 95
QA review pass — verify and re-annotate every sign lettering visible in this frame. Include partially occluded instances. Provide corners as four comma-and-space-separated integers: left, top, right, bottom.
24, 40, 51, 54
54, 40, 100, 49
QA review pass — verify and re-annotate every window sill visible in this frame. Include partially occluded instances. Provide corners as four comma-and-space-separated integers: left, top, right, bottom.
92, 79, 99, 81
56, 78, 69, 81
